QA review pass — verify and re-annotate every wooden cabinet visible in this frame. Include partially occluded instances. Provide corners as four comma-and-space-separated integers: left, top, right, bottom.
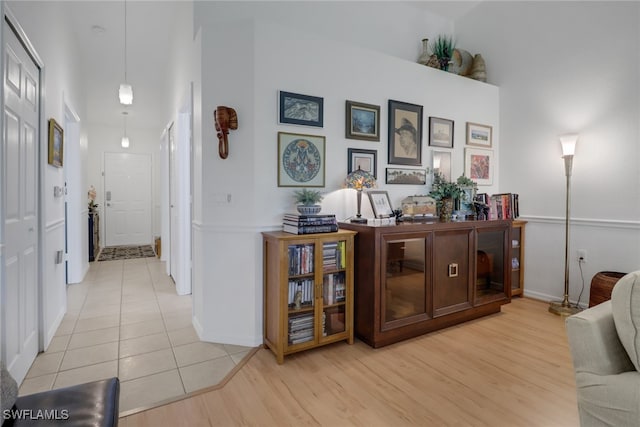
88, 212, 100, 261
340, 220, 511, 348
510, 219, 527, 297
262, 230, 356, 363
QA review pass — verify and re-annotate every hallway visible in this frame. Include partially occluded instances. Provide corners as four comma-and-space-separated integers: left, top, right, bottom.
18, 257, 253, 413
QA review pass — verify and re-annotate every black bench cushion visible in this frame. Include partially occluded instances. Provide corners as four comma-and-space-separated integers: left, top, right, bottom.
4, 377, 119, 427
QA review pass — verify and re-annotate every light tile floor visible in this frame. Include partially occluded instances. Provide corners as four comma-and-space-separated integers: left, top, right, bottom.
18, 257, 253, 413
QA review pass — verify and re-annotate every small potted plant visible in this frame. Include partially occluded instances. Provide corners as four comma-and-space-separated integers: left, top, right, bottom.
293, 188, 323, 215
429, 171, 467, 221
430, 34, 456, 71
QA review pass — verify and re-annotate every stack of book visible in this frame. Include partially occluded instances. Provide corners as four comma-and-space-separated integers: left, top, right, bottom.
283, 213, 338, 235
322, 241, 346, 271
288, 313, 314, 345
476, 193, 520, 220
288, 279, 314, 309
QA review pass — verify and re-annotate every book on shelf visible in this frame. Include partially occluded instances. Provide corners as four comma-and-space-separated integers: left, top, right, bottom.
288, 312, 314, 344
287, 244, 314, 275
283, 223, 339, 235
322, 241, 346, 270
323, 272, 346, 305
288, 279, 314, 308
488, 193, 520, 220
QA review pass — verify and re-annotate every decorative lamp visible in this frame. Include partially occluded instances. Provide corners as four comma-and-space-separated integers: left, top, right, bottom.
549, 134, 581, 316
344, 168, 376, 223
121, 112, 130, 148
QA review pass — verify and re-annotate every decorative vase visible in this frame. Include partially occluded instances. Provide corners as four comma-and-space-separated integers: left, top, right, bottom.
439, 198, 454, 221
417, 38, 431, 65
297, 205, 321, 215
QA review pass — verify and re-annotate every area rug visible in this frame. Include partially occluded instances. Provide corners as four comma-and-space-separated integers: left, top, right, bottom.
97, 245, 156, 261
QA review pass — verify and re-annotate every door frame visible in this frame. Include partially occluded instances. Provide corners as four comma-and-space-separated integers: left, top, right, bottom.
1, 6, 46, 373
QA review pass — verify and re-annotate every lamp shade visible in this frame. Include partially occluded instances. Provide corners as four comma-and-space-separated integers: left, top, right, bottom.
119, 83, 133, 105
121, 136, 130, 148
344, 168, 376, 190
560, 134, 578, 156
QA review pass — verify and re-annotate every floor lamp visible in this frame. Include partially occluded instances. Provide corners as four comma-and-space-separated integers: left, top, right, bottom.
549, 134, 581, 316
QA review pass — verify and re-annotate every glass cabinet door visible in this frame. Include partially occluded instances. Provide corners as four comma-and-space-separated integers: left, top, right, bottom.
286, 243, 315, 347
381, 235, 429, 328
321, 239, 348, 338
475, 226, 509, 304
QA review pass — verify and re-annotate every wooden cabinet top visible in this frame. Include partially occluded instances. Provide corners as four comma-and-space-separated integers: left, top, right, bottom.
262, 229, 357, 241
340, 219, 512, 234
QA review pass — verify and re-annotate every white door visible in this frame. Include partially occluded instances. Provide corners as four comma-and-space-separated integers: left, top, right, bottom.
104, 152, 152, 246
168, 124, 177, 280
2, 21, 41, 384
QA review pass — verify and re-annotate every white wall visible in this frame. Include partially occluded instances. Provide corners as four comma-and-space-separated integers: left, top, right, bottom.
6, 1, 87, 348
193, 3, 498, 346
456, 1, 640, 304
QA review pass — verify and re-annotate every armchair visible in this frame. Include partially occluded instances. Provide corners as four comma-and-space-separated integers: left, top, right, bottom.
565, 271, 640, 426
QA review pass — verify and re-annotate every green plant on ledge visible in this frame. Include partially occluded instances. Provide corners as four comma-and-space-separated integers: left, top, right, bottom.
430, 34, 456, 71
293, 188, 323, 206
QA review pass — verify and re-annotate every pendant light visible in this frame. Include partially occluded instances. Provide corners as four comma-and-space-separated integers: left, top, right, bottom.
118, 0, 133, 105
121, 112, 130, 148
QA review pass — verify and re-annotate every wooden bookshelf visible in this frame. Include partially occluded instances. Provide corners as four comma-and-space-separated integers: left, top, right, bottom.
262, 229, 356, 364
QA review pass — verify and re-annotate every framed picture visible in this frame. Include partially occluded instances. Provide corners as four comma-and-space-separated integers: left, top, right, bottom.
48, 118, 63, 167
386, 167, 427, 185
346, 100, 380, 141
388, 100, 423, 166
278, 132, 326, 187
465, 148, 494, 185
279, 91, 323, 127
432, 150, 452, 182
466, 122, 492, 147
367, 190, 394, 218
429, 117, 454, 148
348, 148, 377, 178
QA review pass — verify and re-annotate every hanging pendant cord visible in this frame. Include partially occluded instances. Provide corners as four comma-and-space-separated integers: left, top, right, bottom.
124, 0, 127, 83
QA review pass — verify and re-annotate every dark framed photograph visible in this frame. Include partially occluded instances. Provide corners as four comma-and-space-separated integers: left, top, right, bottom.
388, 100, 423, 166
429, 116, 454, 148
466, 122, 492, 147
345, 100, 380, 141
278, 132, 325, 187
279, 91, 323, 127
367, 190, 394, 218
48, 118, 63, 167
347, 148, 377, 178
386, 167, 427, 185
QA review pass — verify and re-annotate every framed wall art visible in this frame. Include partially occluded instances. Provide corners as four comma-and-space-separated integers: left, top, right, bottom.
429, 117, 454, 148
345, 100, 380, 141
278, 132, 325, 187
48, 118, 63, 167
385, 167, 427, 185
465, 147, 494, 185
432, 150, 452, 182
367, 190, 394, 218
388, 100, 423, 166
466, 122, 492, 147
279, 91, 323, 127
347, 148, 377, 178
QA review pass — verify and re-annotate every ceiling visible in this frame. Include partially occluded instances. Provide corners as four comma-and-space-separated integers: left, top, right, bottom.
63, 0, 188, 132
58, 1, 479, 135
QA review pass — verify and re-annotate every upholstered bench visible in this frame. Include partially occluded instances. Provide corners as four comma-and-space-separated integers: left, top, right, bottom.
1, 362, 119, 427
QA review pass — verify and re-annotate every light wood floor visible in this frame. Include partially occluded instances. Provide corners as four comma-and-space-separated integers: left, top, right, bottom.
120, 298, 580, 426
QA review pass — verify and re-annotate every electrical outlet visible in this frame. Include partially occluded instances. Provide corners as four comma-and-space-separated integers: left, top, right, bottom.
577, 249, 587, 263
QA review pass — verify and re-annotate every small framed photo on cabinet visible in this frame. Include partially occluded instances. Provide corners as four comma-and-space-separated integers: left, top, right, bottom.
367, 190, 394, 218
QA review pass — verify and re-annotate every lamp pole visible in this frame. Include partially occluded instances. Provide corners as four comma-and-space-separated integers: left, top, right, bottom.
549, 135, 581, 316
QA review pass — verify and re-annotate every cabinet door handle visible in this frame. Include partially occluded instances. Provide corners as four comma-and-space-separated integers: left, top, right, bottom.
448, 263, 459, 278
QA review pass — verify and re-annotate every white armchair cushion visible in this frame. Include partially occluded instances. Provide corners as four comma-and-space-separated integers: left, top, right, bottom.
611, 271, 640, 372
